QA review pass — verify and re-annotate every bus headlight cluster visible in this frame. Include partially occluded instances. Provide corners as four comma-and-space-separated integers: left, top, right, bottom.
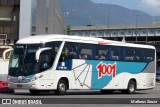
7, 76, 10, 80
31, 84, 35, 88
7, 76, 15, 81
30, 75, 43, 82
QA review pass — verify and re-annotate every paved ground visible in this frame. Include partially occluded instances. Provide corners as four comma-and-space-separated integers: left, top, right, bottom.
0, 82, 160, 98
0, 82, 160, 106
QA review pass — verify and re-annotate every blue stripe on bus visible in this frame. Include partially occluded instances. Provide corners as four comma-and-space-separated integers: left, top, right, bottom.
26, 75, 34, 79
86, 60, 148, 89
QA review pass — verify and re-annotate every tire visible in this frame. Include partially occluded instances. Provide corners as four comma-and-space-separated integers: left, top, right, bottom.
29, 90, 40, 95
100, 90, 113, 94
123, 80, 136, 94
55, 79, 67, 95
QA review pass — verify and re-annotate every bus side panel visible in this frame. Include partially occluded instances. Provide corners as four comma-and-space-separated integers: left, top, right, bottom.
86, 60, 149, 90
102, 73, 139, 90
53, 59, 92, 90
0, 59, 9, 81
53, 70, 75, 90
138, 73, 155, 89
52, 60, 155, 90
72, 59, 92, 89
138, 61, 156, 89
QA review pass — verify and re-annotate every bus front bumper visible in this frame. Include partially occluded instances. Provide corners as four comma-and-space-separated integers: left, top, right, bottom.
8, 81, 37, 90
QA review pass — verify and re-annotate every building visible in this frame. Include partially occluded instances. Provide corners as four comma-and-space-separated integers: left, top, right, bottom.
0, 0, 66, 46
69, 23, 160, 59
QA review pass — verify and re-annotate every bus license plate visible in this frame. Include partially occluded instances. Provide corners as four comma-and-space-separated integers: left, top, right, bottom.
17, 84, 22, 88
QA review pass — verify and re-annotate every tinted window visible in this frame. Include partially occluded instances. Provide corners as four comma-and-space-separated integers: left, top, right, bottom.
109, 47, 122, 60
146, 49, 155, 62
124, 48, 135, 61
59, 42, 77, 62
45, 41, 61, 54
95, 45, 108, 60
40, 50, 53, 71
78, 43, 93, 60
135, 48, 145, 62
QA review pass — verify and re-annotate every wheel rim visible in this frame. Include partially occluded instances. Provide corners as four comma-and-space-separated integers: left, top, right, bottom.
59, 83, 65, 92
129, 84, 135, 92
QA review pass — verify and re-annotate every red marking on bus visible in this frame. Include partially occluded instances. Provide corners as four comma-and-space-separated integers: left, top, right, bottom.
98, 42, 111, 45
97, 62, 116, 79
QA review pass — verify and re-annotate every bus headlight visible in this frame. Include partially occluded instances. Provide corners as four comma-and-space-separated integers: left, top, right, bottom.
30, 75, 43, 81
31, 84, 35, 88
7, 76, 14, 81
7, 75, 10, 80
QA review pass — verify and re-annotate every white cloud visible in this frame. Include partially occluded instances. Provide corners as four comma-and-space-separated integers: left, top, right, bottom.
140, 0, 160, 16
142, 0, 160, 7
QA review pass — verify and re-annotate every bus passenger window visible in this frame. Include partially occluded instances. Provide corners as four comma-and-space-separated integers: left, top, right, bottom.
146, 49, 154, 62
79, 54, 87, 59
59, 52, 68, 62
109, 47, 121, 61
124, 48, 135, 61
40, 51, 52, 72
68, 51, 76, 59
95, 45, 108, 60
78, 43, 93, 60
135, 49, 145, 62
111, 51, 119, 60
97, 53, 106, 60
59, 42, 77, 62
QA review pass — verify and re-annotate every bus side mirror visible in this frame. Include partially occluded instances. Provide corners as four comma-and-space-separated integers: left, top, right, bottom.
3, 48, 13, 60
35, 47, 52, 62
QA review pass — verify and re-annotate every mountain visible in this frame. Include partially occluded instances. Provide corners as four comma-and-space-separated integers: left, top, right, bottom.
58, 0, 157, 26
154, 16, 160, 22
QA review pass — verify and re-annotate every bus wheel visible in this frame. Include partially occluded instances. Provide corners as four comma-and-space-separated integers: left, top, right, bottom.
124, 80, 136, 94
55, 79, 67, 95
29, 90, 40, 95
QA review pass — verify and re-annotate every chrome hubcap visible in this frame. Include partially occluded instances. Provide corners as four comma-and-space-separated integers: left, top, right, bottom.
59, 83, 65, 92
129, 84, 134, 92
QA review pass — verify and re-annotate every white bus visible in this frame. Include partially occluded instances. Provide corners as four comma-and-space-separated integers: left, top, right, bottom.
7, 34, 156, 95
0, 45, 13, 92
0, 34, 14, 92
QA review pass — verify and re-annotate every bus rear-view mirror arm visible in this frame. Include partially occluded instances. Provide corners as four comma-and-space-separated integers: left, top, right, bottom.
3, 48, 13, 60
35, 47, 52, 62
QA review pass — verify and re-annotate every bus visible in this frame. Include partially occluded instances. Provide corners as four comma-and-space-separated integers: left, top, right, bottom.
156, 60, 160, 81
6, 34, 156, 95
0, 45, 13, 92
0, 34, 13, 92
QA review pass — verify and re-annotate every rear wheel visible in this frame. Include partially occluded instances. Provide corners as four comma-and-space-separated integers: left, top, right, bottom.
123, 80, 136, 94
29, 90, 40, 95
55, 79, 67, 95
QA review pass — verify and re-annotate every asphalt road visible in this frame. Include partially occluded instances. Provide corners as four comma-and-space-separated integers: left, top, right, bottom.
0, 82, 160, 106
1, 82, 160, 98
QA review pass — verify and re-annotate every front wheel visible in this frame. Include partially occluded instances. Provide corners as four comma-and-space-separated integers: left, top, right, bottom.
55, 79, 67, 95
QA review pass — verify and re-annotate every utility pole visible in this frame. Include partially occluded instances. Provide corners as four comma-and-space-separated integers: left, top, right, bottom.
108, 0, 111, 29
135, 14, 139, 43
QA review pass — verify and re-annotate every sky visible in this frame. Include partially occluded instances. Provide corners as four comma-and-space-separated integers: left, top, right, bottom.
91, 0, 160, 16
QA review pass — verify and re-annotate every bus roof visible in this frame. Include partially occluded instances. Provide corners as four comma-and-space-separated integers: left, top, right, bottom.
16, 34, 155, 49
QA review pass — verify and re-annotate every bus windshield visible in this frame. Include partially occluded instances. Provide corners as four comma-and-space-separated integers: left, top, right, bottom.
9, 44, 42, 76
